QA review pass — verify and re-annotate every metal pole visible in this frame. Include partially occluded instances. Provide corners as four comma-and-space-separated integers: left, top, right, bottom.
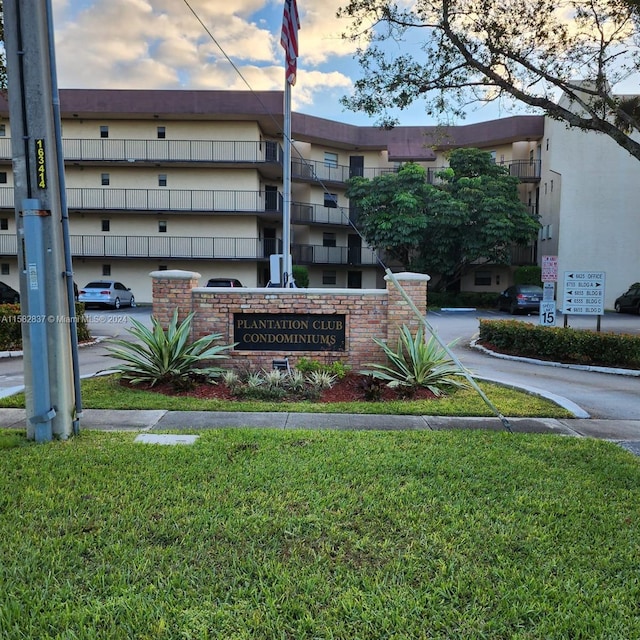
282, 81, 294, 286
4, 0, 77, 440
44, 0, 82, 433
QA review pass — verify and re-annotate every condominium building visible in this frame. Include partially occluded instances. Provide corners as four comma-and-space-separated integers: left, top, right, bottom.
0, 88, 636, 307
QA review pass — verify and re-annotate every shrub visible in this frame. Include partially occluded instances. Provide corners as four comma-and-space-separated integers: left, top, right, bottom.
0, 303, 90, 350
478, 320, 640, 369
514, 265, 542, 286
292, 265, 309, 288
294, 357, 350, 379
105, 309, 235, 389
228, 368, 335, 401
361, 325, 471, 396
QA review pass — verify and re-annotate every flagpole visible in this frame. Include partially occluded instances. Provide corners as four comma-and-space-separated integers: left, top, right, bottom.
282, 79, 293, 287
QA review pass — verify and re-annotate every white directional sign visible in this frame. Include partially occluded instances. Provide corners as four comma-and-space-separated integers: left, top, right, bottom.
562, 271, 605, 315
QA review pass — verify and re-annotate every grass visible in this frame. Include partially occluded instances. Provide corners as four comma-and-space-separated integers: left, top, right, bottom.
0, 374, 573, 417
1, 428, 639, 639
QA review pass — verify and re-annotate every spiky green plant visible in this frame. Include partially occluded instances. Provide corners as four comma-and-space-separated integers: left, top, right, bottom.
306, 370, 338, 391
105, 309, 235, 388
361, 325, 470, 397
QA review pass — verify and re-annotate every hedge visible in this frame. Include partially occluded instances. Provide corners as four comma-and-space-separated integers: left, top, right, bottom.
478, 320, 640, 369
0, 303, 91, 351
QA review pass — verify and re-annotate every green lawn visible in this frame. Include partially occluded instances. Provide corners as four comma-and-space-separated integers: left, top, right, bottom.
0, 374, 574, 417
1, 428, 639, 639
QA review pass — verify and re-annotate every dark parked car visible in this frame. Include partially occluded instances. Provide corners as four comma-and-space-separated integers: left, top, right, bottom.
497, 284, 543, 314
206, 278, 243, 287
614, 286, 640, 314
78, 281, 135, 309
0, 281, 20, 304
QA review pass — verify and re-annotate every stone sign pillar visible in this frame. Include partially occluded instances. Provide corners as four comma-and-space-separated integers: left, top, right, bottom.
385, 272, 430, 346
149, 270, 200, 327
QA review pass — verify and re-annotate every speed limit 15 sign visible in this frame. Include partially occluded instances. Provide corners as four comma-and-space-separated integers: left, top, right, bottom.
539, 301, 556, 326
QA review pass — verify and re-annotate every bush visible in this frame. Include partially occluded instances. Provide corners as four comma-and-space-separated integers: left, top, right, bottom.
514, 265, 542, 286
294, 357, 350, 379
478, 320, 640, 369
361, 324, 470, 396
0, 303, 90, 350
292, 265, 309, 288
105, 309, 235, 389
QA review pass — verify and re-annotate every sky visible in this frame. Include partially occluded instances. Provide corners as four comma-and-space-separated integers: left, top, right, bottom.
49, 0, 527, 128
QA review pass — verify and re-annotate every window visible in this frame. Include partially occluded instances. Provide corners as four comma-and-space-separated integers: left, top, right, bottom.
0, 218, 7, 230
101, 173, 110, 186
324, 152, 338, 168
100, 125, 109, 138
0, 124, 6, 137
489, 150, 497, 163
323, 232, 336, 247
0, 172, 7, 184
158, 220, 167, 233
102, 264, 111, 276
324, 192, 338, 208
322, 270, 337, 285
101, 219, 110, 232
1, 264, 9, 275
158, 174, 167, 187
157, 126, 166, 139
474, 270, 492, 286
158, 265, 168, 271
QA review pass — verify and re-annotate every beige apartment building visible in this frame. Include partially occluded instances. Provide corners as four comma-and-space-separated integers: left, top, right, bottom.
0, 88, 635, 307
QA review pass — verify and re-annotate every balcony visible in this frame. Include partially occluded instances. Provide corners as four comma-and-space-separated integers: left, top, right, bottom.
292, 243, 379, 266
291, 202, 351, 226
0, 234, 278, 260
0, 138, 283, 165
508, 159, 541, 181
0, 234, 378, 266
291, 159, 408, 185
0, 188, 281, 215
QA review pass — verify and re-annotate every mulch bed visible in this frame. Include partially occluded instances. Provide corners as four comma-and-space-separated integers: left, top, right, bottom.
125, 372, 438, 403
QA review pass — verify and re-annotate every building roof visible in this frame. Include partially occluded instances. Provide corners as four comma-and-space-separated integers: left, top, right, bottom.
0, 88, 545, 157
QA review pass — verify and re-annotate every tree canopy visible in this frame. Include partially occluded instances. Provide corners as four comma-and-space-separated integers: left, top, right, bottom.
338, 0, 640, 161
346, 149, 540, 290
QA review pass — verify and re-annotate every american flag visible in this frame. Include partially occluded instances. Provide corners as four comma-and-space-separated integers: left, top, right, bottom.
281, 0, 300, 85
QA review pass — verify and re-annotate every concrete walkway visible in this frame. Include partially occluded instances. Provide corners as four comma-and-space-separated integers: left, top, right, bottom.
2, 408, 639, 445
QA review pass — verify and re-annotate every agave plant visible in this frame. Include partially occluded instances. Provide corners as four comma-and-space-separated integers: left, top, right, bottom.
361, 325, 470, 397
105, 309, 235, 388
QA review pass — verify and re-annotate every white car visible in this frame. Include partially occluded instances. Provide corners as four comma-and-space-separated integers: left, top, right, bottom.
78, 280, 135, 309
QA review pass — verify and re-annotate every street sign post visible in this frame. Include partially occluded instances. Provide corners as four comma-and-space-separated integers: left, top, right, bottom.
562, 271, 605, 315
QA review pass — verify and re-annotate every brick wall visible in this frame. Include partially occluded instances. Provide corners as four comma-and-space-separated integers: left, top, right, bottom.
150, 270, 429, 371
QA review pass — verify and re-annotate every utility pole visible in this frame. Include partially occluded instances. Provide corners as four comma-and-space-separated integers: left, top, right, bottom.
4, 0, 80, 440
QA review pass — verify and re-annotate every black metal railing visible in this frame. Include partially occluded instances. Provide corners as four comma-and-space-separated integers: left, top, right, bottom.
292, 243, 378, 266
291, 201, 351, 225
63, 139, 283, 164
0, 138, 283, 164
64, 188, 279, 213
69, 235, 272, 259
508, 159, 541, 180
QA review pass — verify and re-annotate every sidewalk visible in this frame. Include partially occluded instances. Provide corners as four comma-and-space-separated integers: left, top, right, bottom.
1, 408, 640, 444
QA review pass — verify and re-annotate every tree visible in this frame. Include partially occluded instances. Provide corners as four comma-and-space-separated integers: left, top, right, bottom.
338, 0, 640, 161
346, 149, 540, 290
